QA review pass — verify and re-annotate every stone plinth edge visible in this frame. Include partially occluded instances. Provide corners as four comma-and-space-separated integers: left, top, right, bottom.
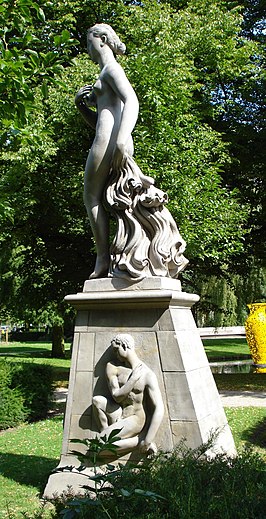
83, 277, 182, 292
65, 279, 199, 310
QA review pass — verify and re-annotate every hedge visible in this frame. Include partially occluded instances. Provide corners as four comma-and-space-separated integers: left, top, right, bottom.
0, 360, 54, 429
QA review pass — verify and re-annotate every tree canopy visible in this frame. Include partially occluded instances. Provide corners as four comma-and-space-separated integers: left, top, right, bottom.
0, 0, 265, 340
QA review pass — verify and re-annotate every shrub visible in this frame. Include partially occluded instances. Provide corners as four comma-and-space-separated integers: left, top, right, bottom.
0, 360, 54, 429
53, 438, 266, 519
0, 359, 12, 389
0, 361, 26, 429
0, 386, 27, 429
11, 362, 54, 421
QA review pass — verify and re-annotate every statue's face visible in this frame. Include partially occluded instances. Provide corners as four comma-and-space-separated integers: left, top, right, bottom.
87, 32, 102, 63
111, 338, 128, 361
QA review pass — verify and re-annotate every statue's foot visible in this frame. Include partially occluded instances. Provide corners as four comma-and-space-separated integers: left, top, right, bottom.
89, 256, 110, 279
139, 440, 157, 456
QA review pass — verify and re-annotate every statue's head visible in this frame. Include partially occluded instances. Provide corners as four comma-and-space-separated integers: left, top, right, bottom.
111, 334, 135, 359
87, 24, 126, 56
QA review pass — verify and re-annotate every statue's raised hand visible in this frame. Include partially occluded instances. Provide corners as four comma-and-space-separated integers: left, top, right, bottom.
75, 85, 96, 107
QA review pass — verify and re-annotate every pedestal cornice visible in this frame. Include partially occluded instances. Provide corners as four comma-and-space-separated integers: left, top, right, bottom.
65, 278, 199, 310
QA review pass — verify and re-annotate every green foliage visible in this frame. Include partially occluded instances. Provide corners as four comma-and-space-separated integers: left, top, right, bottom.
121, 0, 251, 269
54, 438, 266, 519
0, 408, 265, 518
0, 56, 96, 329
0, 360, 53, 429
0, 361, 27, 428
0, 0, 78, 144
57, 430, 166, 519
0, 0, 265, 327
71, 428, 123, 467
0, 370, 27, 429
193, 265, 266, 327
11, 362, 54, 420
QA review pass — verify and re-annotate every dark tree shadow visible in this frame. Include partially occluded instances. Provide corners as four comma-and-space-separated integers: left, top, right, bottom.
0, 345, 72, 359
0, 346, 49, 357
241, 417, 266, 448
0, 452, 58, 492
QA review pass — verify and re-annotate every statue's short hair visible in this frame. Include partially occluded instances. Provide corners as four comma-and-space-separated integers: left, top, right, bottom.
88, 23, 126, 56
112, 334, 135, 350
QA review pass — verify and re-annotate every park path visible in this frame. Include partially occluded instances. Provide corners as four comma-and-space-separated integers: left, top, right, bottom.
219, 390, 266, 407
53, 388, 266, 408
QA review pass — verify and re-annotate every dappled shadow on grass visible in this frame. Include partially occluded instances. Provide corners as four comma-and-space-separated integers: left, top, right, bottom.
0, 347, 50, 358
205, 350, 250, 361
241, 417, 266, 449
0, 348, 72, 359
214, 373, 266, 392
0, 452, 58, 492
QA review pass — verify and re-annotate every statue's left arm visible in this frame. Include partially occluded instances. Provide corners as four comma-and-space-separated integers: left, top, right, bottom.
104, 62, 139, 169
141, 372, 164, 452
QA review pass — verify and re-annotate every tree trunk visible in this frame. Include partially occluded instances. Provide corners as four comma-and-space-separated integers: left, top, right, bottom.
51, 324, 65, 358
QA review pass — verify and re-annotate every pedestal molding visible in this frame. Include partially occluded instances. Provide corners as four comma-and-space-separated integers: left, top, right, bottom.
65, 289, 200, 310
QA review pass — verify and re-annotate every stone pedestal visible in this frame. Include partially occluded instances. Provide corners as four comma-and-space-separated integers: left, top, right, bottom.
43, 278, 236, 498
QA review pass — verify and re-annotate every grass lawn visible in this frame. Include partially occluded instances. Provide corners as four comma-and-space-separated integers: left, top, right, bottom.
0, 340, 265, 517
225, 407, 266, 456
0, 417, 63, 518
1, 339, 251, 365
0, 341, 71, 362
0, 408, 265, 518
214, 373, 266, 392
203, 338, 250, 360
0, 342, 71, 387
204, 338, 265, 392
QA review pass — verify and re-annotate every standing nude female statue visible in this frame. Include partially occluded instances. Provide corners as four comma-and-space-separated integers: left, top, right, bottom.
75, 24, 138, 279
75, 24, 188, 280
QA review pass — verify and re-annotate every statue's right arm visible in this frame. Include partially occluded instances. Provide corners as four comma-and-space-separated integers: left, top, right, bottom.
75, 85, 98, 129
106, 362, 143, 403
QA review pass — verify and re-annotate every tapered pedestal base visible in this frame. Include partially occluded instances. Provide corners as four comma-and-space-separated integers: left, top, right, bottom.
43, 278, 236, 498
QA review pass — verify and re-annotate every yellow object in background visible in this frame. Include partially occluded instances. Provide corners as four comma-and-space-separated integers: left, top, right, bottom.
245, 303, 266, 373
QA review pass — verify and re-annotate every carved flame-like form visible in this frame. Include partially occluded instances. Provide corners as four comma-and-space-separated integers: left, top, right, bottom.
105, 155, 188, 279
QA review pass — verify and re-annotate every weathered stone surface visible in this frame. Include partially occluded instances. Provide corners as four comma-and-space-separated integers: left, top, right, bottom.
164, 368, 222, 421
171, 413, 236, 455
87, 307, 160, 331
76, 332, 94, 371
72, 371, 93, 415
157, 330, 209, 372
74, 310, 89, 332
76, 23, 187, 281
83, 276, 182, 293
43, 279, 236, 498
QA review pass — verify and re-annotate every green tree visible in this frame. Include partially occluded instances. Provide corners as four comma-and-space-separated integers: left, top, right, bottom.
0, 0, 78, 144
0, 0, 265, 341
0, 0, 83, 356
0, 58, 97, 356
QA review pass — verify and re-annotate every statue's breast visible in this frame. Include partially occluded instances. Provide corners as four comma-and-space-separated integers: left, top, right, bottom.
117, 367, 131, 386
93, 78, 103, 95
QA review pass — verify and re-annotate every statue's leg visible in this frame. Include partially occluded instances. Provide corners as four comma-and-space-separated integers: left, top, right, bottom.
93, 395, 122, 431
100, 414, 145, 442
84, 150, 111, 278
93, 395, 109, 430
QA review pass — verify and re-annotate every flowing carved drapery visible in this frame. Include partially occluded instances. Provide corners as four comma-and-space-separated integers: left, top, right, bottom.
105, 155, 188, 279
